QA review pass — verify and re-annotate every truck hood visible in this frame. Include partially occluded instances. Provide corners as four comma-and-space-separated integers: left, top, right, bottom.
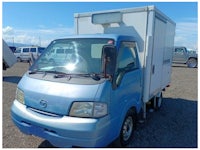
17, 74, 102, 116
188, 53, 197, 58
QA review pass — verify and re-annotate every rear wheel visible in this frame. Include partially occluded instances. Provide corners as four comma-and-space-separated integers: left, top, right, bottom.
17, 57, 21, 62
187, 58, 197, 68
156, 92, 163, 109
149, 92, 163, 110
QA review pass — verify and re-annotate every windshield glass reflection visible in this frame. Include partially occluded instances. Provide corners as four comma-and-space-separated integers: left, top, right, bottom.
30, 38, 114, 75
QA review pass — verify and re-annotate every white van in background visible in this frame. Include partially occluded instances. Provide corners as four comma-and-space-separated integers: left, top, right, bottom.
14, 46, 45, 62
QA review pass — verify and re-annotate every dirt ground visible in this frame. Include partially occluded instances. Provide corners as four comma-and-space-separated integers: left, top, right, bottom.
2, 62, 197, 148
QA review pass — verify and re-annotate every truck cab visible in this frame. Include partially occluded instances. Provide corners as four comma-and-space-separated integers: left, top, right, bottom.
11, 34, 142, 147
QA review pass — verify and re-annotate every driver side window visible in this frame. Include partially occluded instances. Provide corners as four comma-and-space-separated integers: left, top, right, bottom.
117, 41, 138, 72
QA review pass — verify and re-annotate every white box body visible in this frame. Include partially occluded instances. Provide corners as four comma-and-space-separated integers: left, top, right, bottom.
74, 6, 176, 102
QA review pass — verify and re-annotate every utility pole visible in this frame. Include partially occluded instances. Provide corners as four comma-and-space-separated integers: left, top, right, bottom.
12, 37, 15, 46
39, 36, 41, 46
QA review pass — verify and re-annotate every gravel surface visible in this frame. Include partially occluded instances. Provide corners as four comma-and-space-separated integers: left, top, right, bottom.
3, 62, 197, 148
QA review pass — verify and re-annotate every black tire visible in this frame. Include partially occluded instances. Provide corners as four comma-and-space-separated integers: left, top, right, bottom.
187, 58, 197, 68
17, 57, 21, 62
113, 108, 136, 147
3, 63, 7, 70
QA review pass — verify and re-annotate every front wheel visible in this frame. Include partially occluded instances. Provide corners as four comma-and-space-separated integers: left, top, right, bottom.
187, 58, 197, 68
112, 109, 136, 147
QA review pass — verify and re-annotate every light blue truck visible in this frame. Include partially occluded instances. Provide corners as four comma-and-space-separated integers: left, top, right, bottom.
11, 6, 176, 147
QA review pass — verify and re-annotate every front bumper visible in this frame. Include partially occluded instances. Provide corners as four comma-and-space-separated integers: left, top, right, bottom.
11, 100, 111, 147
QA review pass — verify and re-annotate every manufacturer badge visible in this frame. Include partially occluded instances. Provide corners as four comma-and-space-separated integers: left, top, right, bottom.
40, 100, 47, 108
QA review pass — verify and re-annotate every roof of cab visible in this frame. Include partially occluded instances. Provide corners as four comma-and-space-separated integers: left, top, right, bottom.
54, 34, 136, 42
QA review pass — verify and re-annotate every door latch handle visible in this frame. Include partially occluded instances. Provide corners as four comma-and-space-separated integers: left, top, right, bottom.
152, 65, 155, 74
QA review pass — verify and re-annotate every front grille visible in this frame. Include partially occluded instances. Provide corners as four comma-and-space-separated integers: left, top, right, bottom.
27, 107, 62, 118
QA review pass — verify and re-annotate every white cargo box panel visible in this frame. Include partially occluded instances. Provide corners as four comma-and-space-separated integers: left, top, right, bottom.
3, 39, 17, 68
74, 6, 176, 102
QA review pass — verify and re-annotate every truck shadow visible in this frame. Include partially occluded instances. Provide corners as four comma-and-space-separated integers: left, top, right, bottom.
38, 140, 57, 148
3, 76, 22, 84
129, 97, 197, 148
38, 97, 197, 148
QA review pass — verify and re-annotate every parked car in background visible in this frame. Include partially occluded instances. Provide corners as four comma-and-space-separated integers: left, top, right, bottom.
14, 46, 45, 62
173, 47, 198, 68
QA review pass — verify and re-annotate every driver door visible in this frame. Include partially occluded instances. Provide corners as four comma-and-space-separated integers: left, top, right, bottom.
111, 41, 142, 121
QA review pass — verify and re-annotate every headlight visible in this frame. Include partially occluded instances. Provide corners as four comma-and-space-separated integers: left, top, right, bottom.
15, 88, 24, 104
69, 102, 107, 118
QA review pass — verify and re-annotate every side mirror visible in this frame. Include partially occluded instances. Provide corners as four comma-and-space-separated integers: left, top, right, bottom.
102, 45, 117, 78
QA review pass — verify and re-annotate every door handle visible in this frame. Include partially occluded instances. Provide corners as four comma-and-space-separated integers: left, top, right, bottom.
152, 65, 155, 74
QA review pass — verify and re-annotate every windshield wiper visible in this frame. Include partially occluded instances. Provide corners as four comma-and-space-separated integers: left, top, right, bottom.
54, 73, 102, 81
29, 70, 70, 78
28, 70, 46, 75
84, 73, 102, 81
54, 73, 71, 79
29, 70, 102, 81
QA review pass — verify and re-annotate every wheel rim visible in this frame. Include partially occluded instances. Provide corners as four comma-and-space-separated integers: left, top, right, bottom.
188, 58, 197, 68
122, 116, 133, 141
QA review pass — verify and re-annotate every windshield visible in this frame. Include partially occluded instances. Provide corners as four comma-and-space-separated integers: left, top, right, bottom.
30, 38, 114, 75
